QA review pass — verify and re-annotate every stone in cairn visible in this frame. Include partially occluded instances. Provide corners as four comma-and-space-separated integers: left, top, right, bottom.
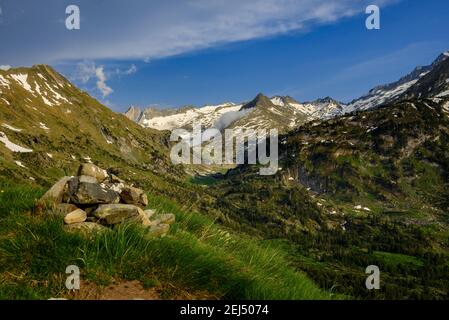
152, 213, 176, 225
63, 209, 87, 225
94, 204, 150, 226
65, 222, 108, 236
119, 186, 148, 208
39, 176, 72, 204
68, 176, 120, 205
77, 163, 109, 183
38, 163, 175, 238
146, 223, 170, 239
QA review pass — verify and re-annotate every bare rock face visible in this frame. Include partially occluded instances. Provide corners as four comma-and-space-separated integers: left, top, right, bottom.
119, 186, 148, 207
39, 176, 72, 204
78, 163, 109, 183
94, 204, 146, 225
68, 177, 120, 205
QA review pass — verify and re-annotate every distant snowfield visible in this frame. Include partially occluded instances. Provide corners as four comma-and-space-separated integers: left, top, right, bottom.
344, 79, 419, 113
0, 131, 33, 153
141, 103, 245, 131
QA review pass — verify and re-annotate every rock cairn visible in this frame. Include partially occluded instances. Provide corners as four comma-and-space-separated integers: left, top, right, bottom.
38, 163, 175, 238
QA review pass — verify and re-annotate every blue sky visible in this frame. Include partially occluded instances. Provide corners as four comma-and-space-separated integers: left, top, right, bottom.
0, 0, 448, 111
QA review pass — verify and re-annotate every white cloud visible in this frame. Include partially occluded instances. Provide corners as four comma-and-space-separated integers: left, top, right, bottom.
124, 64, 137, 75
75, 60, 96, 83
112, 64, 138, 77
95, 66, 113, 97
0, 65, 11, 71
74, 60, 113, 97
0, 0, 399, 65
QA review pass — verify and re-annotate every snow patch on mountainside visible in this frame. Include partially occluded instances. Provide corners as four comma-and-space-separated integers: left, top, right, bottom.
15, 161, 27, 168
436, 90, 449, 98
141, 103, 244, 131
0, 132, 33, 153
10, 74, 33, 93
271, 97, 285, 107
39, 122, 50, 130
442, 101, 449, 114
344, 79, 419, 113
2, 123, 22, 132
290, 102, 316, 116
42, 96, 55, 106
0, 75, 10, 88
45, 83, 70, 103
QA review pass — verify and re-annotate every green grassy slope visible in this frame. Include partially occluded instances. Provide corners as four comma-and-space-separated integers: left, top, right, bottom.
0, 181, 336, 300
0, 65, 195, 199
205, 98, 449, 299
0, 65, 336, 300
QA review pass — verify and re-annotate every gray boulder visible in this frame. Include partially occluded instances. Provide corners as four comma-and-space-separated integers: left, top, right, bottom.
77, 163, 109, 183
119, 186, 148, 207
68, 177, 120, 205
65, 222, 108, 235
94, 204, 149, 226
79, 175, 98, 184
39, 176, 72, 204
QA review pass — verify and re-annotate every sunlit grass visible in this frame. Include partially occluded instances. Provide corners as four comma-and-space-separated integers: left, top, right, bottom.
0, 183, 337, 300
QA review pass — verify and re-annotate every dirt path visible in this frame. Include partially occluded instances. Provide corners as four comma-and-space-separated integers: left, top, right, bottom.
68, 280, 161, 300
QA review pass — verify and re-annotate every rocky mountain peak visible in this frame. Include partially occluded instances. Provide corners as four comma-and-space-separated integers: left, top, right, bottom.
309, 96, 340, 105
344, 50, 449, 113
124, 106, 143, 122
242, 93, 274, 110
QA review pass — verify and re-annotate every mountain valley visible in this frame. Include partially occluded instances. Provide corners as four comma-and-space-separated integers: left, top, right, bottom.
1, 51, 449, 300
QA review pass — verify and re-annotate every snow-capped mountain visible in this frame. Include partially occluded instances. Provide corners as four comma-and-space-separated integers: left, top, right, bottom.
125, 51, 449, 133
304, 97, 343, 120
343, 51, 449, 113
125, 94, 342, 133
401, 51, 449, 100
126, 102, 246, 131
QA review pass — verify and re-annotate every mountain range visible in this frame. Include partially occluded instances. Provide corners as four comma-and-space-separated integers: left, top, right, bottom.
125, 51, 449, 132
